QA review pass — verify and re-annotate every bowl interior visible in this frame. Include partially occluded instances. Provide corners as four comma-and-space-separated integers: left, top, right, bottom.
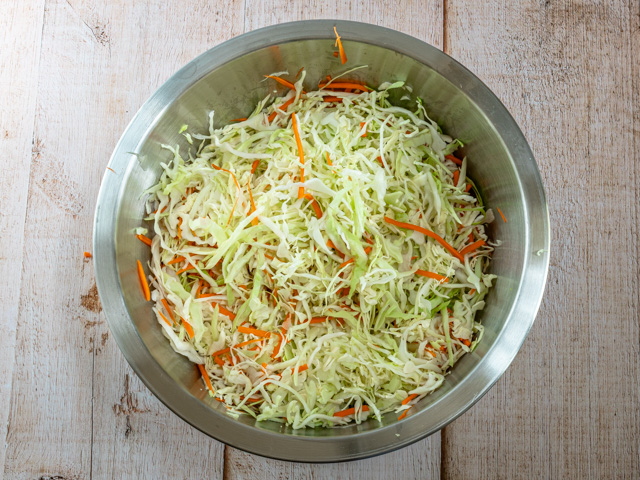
96, 22, 548, 462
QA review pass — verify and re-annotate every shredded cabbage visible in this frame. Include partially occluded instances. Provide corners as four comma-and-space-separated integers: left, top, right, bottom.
142, 73, 495, 428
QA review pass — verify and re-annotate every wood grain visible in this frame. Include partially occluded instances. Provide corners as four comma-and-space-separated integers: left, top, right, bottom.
441, 1, 640, 479
0, 0, 46, 474
1, 0, 242, 478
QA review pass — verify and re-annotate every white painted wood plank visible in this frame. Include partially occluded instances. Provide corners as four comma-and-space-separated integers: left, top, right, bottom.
442, 1, 640, 478
2, 0, 243, 478
0, 0, 46, 476
225, 2, 443, 478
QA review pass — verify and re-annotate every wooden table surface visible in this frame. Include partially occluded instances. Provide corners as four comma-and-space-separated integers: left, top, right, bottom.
2, 1, 638, 478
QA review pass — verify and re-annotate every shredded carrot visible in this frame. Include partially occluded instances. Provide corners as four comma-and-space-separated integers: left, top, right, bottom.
231, 117, 247, 122
106, 167, 116, 173
291, 113, 305, 199
462, 339, 471, 347
323, 96, 343, 103
161, 298, 175, 323
264, 74, 297, 91
271, 327, 286, 359
332, 51, 339, 57
453, 170, 460, 187
325, 152, 333, 166
360, 122, 367, 137
197, 364, 215, 393
460, 239, 486, 256
303, 193, 323, 218
339, 246, 373, 268
197, 295, 236, 319
292, 364, 308, 374
136, 260, 150, 301
246, 177, 259, 226
213, 356, 225, 367
238, 326, 272, 338
333, 26, 347, 64
334, 405, 369, 417
176, 264, 196, 275
264, 253, 274, 260
295, 67, 304, 79
398, 406, 413, 420
497, 207, 507, 223
177, 217, 182, 240
226, 195, 240, 227
268, 96, 296, 123
251, 160, 260, 174
384, 216, 464, 262
180, 316, 195, 338
465, 183, 472, 192
194, 281, 203, 298
415, 270, 450, 283
319, 82, 371, 92
402, 394, 418, 405
157, 310, 172, 327
445, 154, 462, 166
83, 251, 92, 258
468, 233, 474, 243
136, 233, 152, 246
167, 256, 186, 265
469, 288, 476, 295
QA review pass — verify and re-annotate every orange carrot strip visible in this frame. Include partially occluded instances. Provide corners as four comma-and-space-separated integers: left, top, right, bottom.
246, 177, 259, 226
194, 281, 203, 298
226, 195, 240, 227
264, 253, 274, 260
233, 338, 264, 349
325, 152, 333, 166
339, 246, 373, 268
497, 207, 507, 223
402, 394, 418, 405
176, 264, 196, 275
360, 122, 367, 137
453, 170, 460, 187
181, 316, 195, 338
465, 183, 472, 192
161, 298, 175, 323
136, 260, 150, 301
177, 217, 182, 240
271, 328, 286, 359
106, 167, 116, 173
291, 113, 305, 199
334, 405, 369, 418
213, 356, 225, 367
415, 270, 450, 283
384, 216, 464, 262
136, 234, 152, 246
231, 117, 247, 122
462, 339, 471, 347
398, 406, 412, 420
333, 26, 347, 64
238, 326, 272, 338
332, 51, 339, 57
469, 288, 476, 295
268, 96, 296, 123
251, 159, 260, 174
157, 310, 172, 327
460, 239, 486, 256
197, 364, 215, 393
197, 295, 236, 319
292, 364, 308, 374
167, 256, 186, 265
295, 67, 304, 79
445, 154, 463, 166
319, 82, 371, 92
264, 74, 297, 90
84, 251, 92, 258
323, 96, 343, 103
303, 193, 323, 218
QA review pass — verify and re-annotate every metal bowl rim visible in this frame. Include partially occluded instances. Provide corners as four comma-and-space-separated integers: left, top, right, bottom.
93, 19, 550, 463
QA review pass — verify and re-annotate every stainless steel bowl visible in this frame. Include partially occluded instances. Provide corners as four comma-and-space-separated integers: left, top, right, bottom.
93, 20, 549, 462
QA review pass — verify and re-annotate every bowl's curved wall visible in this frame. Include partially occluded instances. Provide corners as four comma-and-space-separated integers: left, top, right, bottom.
94, 20, 549, 462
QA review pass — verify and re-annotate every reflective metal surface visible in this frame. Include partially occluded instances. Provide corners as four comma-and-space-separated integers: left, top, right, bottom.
93, 20, 550, 462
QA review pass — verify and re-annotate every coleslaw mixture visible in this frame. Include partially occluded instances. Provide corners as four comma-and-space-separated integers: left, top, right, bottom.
139, 71, 495, 428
